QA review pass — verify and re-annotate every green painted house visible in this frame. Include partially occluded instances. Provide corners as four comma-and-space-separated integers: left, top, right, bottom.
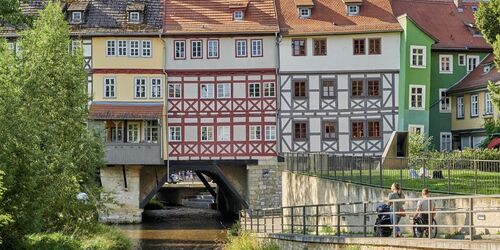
392, 0, 491, 151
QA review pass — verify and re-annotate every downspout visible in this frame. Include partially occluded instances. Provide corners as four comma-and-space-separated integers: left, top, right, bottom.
275, 31, 283, 158
160, 32, 170, 179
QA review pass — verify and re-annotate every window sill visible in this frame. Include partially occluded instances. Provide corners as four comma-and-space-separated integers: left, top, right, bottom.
410, 65, 426, 69
439, 110, 452, 114
439, 71, 453, 74
409, 107, 425, 111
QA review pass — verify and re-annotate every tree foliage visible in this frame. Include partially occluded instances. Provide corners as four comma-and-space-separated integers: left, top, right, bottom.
0, 2, 105, 247
475, 0, 500, 68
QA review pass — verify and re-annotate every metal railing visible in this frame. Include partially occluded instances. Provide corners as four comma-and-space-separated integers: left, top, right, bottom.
240, 195, 500, 241
285, 153, 500, 195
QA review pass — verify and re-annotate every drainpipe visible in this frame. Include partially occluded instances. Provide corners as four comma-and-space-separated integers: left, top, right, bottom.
275, 32, 283, 156
160, 32, 170, 179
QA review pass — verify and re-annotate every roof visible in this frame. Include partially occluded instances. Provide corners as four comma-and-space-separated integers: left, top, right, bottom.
294, 0, 315, 6
126, 2, 146, 11
67, 1, 89, 11
163, 0, 279, 35
487, 138, 500, 149
228, 0, 250, 9
89, 103, 163, 120
343, 0, 364, 4
448, 54, 500, 94
392, 0, 491, 50
276, 0, 402, 36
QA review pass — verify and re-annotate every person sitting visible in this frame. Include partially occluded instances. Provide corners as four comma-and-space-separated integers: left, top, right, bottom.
419, 167, 431, 179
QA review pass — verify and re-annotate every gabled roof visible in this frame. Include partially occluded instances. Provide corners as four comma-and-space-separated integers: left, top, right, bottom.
164, 0, 279, 35
276, 0, 402, 36
392, 0, 491, 50
67, 1, 90, 12
448, 54, 500, 94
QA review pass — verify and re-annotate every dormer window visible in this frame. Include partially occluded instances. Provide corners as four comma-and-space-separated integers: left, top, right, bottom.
471, 6, 478, 12
234, 11, 244, 20
129, 12, 140, 22
483, 65, 491, 74
347, 5, 359, 16
72, 12, 82, 23
299, 7, 311, 18
66, 1, 89, 24
127, 2, 145, 24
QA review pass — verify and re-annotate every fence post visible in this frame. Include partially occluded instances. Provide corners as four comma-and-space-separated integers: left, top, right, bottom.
336, 204, 341, 236
363, 203, 367, 237
281, 207, 284, 233
448, 160, 453, 194
400, 158, 403, 188
316, 205, 319, 236
272, 209, 275, 233
469, 197, 474, 241
474, 160, 478, 195
380, 157, 383, 187
291, 208, 294, 234
369, 158, 372, 185
264, 210, 267, 233
250, 210, 253, 232
302, 206, 306, 234
257, 210, 260, 233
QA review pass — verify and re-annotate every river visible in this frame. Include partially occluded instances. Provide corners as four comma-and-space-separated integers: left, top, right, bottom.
118, 206, 234, 250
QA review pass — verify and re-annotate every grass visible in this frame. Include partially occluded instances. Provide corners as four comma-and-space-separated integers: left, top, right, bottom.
224, 231, 278, 250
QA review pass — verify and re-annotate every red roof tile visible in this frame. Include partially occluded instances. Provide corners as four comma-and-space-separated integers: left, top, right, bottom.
448, 54, 500, 94
487, 138, 500, 149
392, 0, 491, 50
164, 0, 279, 34
276, 0, 401, 36
89, 103, 163, 120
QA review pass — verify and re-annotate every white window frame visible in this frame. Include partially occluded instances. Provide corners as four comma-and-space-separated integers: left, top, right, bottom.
470, 94, 479, 117
127, 122, 141, 143
485, 92, 493, 115
248, 83, 261, 98
467, 55, 480, 72
134, 78, 147, 98
265, 125, 276, 141
217, 126, 230, 141
191, 40, 203, 59
104, 77, 116, 98
251, 39, 263, 57
109, 121, 124, 143
439, 88, 451, 113
174, 40, 186, 59
263, 82, 275, 97
141, 40, 152, 57
129, 11, 140, 22
409, 85, 425, 110
201, 126, 214, 141
106, 40, 116, 56
439, 54, 453, 74
408, 124, 424, 135
457, 96, 465, 118
234, 11, 244, 20
410, 45, 426, 68
72, 11, 82, 23
249, 125, 262, 141
298, 7, 311, 18
130, 40, 140, 57
347, 5, 359, 16
168, 83, 181, 99
236, 40, 247, 57
207, 39, 219, 58
440, 132, 452, 152
458, 54, 466, 66
144, 120, 159, 143
168, 126, 181, 142
117, 40, 128, 56
150, 78, 162, 98
200, 84, 215, 99
217, 83, 231, 98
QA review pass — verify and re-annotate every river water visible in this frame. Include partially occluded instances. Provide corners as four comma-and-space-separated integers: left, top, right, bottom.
118, 207, 234, 250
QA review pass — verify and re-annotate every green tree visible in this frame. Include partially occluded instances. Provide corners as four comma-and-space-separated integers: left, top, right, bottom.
408, 133, 433, 159
0, 2, 105, 247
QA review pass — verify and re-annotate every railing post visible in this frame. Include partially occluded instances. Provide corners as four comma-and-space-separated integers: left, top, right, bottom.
302, 206, 307, 234
250, 209, 253, 232
315, 205, 319, 236
363, 203, 367, 237
291, 208, 294, 234
380, 157, 383, 187
392, 206, 396, 238
336, 204, 341, 236
400, 159, 403, 188
281, 207, 284, 233
448, 160, 453, 194
369, 158, 372, 185
272, 209, 275, 233
428, 200, 432, 239
257, 210, 260, 233
264, 209, 267, 233
469, 197, 474, 241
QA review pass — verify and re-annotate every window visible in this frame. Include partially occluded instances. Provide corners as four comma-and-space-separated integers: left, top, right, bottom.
294, 122, 307, 140
353, 39, 365, 55
7, 42, 15, 52
263, 82, 275, 97
106, 40, 116, 56
168, 84, 181, 98
169, 126, 181, 141
410, 45, 426, 67
104, 78, 116, 98
485, 93, 493, 115
368, 79, 380, 97
235, 40, 247, 57
151, 78, 162, 98
408, 124, 424, 135
299, 7, 311, 18
70, 40, 81, 53
368, 121, 380, 138
471, 94, 479, 117
217, 126, 230, 141
409, 85, 425, 110
127, 122, 140, 143
135, 78, 146, 98
191, 40, 203, 59
141, 40, 152, 57
130, 40, 140, 56
293, 80, 307, 98
145, 120, 159, 143
351, 121, 364, 139
439, 89, 450, 113
440, 132, 452, 152
234, 11, 244, 20
250, 126, 262, 141
292, 39, 306, 56
351, 80, 364, 97
467, 55, 479, 72
72, 11, 82, 23
201, 126, 214, 141
109, 121, 124, 143
457, 96, 464, 118
313, 39, 326, 56
200, 84, 214, 98
217, 83, 231, 98
265, 125, 276, 141
458, 54, 466, 66
251, 39, 263, 57
248, 83, 261, 98
174, 40, 186, 59
117, 40, 127, 56
129, 11, 140, 22
368, 38, 381, 55
323, 121, 336, 140
322, 80, 335, 98
207, 39, 219, 58
439, 55, 453, 73
347, 5, 359, 15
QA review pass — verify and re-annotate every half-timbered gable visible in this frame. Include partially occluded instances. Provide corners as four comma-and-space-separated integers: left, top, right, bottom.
276, 0, 402, 156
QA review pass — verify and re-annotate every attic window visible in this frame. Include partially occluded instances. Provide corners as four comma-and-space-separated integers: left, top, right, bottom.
483, 65, 491, 74
347, 5, 359, 16
471, 6, 478, 12
72, 12, 82, 23
299, 7, 311, 18
234, 11, 244, 20
129, 12, 140, 22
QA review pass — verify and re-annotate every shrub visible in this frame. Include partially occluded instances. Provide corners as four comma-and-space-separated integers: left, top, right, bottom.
80, 224, 132, 250
225, 231, 278, 250
23, 233, 81, 250
227, 221, 241, 237
144, 198, 165, 210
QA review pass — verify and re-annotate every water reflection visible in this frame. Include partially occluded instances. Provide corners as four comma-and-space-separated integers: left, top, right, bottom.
118, 206, 233, 250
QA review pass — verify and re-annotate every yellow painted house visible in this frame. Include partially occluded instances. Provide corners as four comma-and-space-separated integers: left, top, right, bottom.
447, 54, 500, 150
